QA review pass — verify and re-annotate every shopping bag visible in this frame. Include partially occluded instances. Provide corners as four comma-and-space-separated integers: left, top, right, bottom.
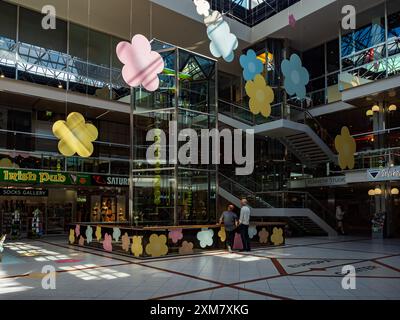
233, 232, 243, 250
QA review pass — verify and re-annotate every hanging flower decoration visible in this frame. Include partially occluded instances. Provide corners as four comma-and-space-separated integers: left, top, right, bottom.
281, 54, 310, 100
197, 229, 214, 248
245, 74, 274, 118
204, 10, 223, 27
240, 49, 264, 81
86, 226, 93, 244
258, 228, 269, 244
335, 126, 356, 170
194, 0, 210, 17
0, 158, 19, 168
103, 233, 113, 252
52, 112, 98, 158
179, 241, 194, 255
131, 236, 143, 257
122, 233, 131, 252
116, 34, 165, 92
168, 229, 183, 244
289, 14, 296, 28
271, 227, 284, 246
145, 234, 168, 257
207, 19, 238, 63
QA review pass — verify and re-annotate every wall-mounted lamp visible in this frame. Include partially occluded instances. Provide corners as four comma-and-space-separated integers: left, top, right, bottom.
391, 188, 399, 195
368, 189, 375, 196
388, 104, 397, 112
372, 105, 380, 112
366, 110, 374, 117
374, 187, 382, 195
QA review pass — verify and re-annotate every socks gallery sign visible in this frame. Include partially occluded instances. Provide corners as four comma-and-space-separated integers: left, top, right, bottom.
367, 166, 400, 181
0, 188, 48, 197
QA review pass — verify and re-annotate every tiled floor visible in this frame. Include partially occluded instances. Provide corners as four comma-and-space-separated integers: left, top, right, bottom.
1, 236, 399, 300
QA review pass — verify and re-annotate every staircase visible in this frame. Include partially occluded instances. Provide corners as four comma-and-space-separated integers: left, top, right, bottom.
218, 99, 337, 168
218, 173, 337, 236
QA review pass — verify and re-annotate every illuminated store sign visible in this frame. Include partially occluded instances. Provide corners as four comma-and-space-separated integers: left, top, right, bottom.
0, 169, 90, 186
367, 166, 400, 181
92, 175, 129, 186
0, 188, 48, 197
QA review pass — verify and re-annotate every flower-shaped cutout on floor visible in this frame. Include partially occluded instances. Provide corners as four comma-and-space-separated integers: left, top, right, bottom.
179, 241, 194, 255
116, 34, 165, 92
112, 227, 121, 242
271, 227, 284, 246
335, 126, 356, 170
168, 229, 183, 244
95, 226, 102, 241
281, 54, 310, 100
197, 229, 214, 248
248, 226, 257, 239
103, 233, 112, 252
145, 234, 168, 257
194, 0, 210, 17
245, 74, 274, 118
131, 236, 143, 257
218, 227, 226, 242
86, 226, 93, 244
69, 229, 75, 244
52, 112, 98, 158
240, 49, 263, 81
258, 228, 269, 244
122, 233, 130, 252
207, 19, 238, 62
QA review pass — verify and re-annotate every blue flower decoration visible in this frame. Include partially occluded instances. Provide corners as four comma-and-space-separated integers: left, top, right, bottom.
281, 54, 310, 100
240, 49, 263, 81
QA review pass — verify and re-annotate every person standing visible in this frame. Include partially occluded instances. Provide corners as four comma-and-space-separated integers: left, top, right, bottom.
336, 205, 345, 235
239, 198, 251, 252
219, 204, 238, 253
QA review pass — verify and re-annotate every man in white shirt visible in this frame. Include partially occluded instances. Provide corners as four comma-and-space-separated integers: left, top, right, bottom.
239, 198, 251, 252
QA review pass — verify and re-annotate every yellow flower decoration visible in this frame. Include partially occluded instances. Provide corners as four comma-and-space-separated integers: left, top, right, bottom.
0, 158, 19, 168
95, 226, 102, 241
218, 227, 226, 242
179, 241, 194, 255
69, 229, 75, 244
258, 228, 269, 244
52, 112, 98, 158
271, 227, 284, 246
122, 233, 131, 252
245, 74, 274, 118
131, 236, 143, 257
335, 126, 356, 170
145, 234, 168, 257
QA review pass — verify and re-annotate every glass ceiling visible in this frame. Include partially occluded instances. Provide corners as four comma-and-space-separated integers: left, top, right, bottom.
208, 0, 300, 27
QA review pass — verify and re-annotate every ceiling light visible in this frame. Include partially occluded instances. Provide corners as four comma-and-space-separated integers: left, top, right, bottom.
366, 110, 373, 116
374, 187, 382, 195
391, 188, 399, 195
368, 189, 375, 196
389, 104, 397, 112
372, 105, 380, 112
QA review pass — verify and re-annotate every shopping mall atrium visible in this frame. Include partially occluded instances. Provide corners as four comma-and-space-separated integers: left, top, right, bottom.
0, 0, 399, 302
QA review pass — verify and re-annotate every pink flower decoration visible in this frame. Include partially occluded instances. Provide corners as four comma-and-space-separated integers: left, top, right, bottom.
289, 14, 296, 28
103, 233, 113, 252
116, 34, 165, 92
75, 224, 80, 237
168, 229, 183, 244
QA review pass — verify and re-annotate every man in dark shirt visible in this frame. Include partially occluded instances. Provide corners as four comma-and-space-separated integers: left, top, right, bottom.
219, 204, 238, 252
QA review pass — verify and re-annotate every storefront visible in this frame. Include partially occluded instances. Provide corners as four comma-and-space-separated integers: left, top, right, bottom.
0, 168, 129, 237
